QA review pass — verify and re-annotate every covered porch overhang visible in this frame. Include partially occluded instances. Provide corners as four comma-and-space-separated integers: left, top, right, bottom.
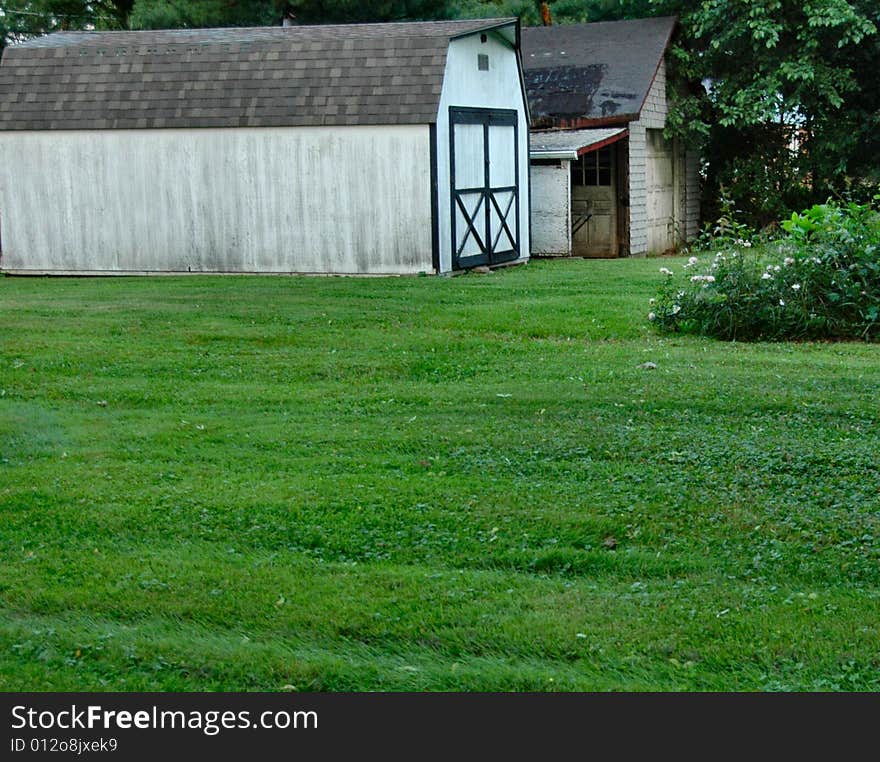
528, 126, 631, 258
529, 126, 628, 161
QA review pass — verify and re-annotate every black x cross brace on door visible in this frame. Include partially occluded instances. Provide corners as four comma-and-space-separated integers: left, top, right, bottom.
450, 107, 520, 270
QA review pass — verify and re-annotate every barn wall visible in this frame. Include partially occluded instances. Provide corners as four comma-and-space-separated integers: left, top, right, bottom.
529, 161, 570, 256
0, 125, 433, 274
628, 57, 700, 254
628, 57, 670, 255
436, 32, 531, 272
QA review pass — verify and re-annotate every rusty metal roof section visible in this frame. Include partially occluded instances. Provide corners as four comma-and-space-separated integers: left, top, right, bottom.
0, 18, 517, 130
529, 126, 627, 159
521, 16, 676, 128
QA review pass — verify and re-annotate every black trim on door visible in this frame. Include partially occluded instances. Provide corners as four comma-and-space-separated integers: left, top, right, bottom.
449, 107, 519, 270
429, 123, 440, 274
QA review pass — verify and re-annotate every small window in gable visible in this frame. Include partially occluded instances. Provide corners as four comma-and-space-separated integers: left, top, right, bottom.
477, 53, 489, 71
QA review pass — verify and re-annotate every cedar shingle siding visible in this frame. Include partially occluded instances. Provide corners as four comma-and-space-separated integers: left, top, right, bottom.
0, 20, 508, 130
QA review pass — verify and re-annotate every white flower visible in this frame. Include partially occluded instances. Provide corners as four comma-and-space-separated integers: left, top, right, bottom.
791, 283, 801, 291
812, 257, 822, 264
648, 311, 656, 321
649, 298, 656, 305
773, 265, 781, 272
766, 264, 774, 271
659, 267, 673, 276
743, 240, 752, 248
761, 272, 773, 280
671, 304, 681, 315
783, 257, 795, 266
779, 299, 786, 306
690, 275, 715, 283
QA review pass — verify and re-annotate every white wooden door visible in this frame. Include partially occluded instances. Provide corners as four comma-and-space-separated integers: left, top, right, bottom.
570, 146, 617, 257
450, 108, 519, 269
646, 129, 675, 253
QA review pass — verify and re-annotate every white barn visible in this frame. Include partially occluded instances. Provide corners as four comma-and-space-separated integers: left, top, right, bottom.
0, 19, 530, 275
522, 17, 700, 258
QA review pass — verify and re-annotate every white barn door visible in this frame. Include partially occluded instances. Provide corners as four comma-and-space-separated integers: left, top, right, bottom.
449, 108, 519, 270
646, 128, 675, 253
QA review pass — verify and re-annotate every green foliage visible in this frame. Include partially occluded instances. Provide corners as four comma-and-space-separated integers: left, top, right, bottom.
2, 0, 450, 41
690, 194, 757, 251
651, 198, 880, 341
1, 0, 133, 47
2, 261, 880, 690
448, 0, 537, 24
284, 0, 450, 24
656, 0, 880, 226
129, 0, 281, 29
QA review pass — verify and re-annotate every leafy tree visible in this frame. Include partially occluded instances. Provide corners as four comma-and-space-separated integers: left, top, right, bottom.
129, 1, 283, 29
448, 0, 653, 26
1, 1, 133, 48
129, 0, 450, 28
656, 0, 878, 226
285, 1, 449, 24
2, 0, 450, 41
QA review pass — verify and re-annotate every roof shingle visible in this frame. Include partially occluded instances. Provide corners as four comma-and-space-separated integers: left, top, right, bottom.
0, 18, 516, 130
521, 17, 676, 127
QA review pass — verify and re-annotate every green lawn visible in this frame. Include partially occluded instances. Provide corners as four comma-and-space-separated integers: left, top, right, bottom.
1, 258, 878, 691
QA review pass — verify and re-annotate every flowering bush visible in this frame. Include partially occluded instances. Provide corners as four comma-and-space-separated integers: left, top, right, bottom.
650, 199, 880, 341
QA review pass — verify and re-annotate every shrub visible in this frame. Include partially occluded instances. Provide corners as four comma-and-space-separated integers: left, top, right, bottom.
650, 199, 880, 341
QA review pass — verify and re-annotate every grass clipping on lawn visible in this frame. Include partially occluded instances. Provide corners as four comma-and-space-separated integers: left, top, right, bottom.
1, 259, 878, 691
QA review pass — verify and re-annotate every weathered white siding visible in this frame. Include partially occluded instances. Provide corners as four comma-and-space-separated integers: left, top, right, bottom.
628, 57, 668, 255
645, 127, 675, 253
436, 32, 530, 272
529, 161, 570, 256
0, 125, 433, 274
627, 56, 700, 254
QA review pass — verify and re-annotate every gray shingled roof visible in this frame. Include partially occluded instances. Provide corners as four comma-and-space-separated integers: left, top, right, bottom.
0, 18, 516, 130
530, 127, 626, 158
522, 17, 676, 127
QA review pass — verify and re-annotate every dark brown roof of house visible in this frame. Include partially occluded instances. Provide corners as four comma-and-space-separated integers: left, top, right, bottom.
0, 18, 516, 130
521, 16, 676, 128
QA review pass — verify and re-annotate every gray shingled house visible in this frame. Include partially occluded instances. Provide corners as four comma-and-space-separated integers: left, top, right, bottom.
0, 19, 530, 274
523, 17, 700, 258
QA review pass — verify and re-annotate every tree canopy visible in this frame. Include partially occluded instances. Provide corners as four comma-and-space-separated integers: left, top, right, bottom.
658, 0, 879, 225
0, 1, 450, 41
